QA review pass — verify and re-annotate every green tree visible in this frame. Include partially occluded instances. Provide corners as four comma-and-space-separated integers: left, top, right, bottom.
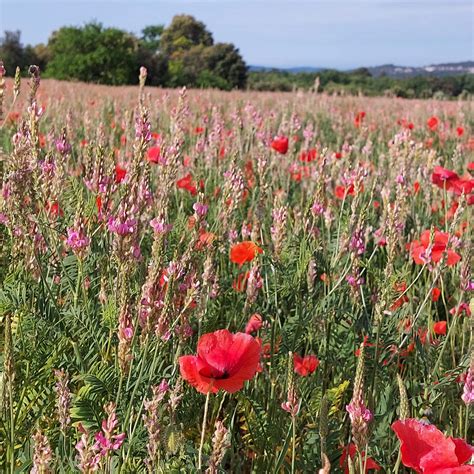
141, 25, 164, 52
45, 23, 137, 85
137, 25, 168, 86
160, 15, 213, 58
205, 43, 247, 89
0, 30, 37, 75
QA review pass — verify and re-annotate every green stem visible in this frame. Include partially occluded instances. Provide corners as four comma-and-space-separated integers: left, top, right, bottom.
291, 415, 296, 474
198, 391, 211, 470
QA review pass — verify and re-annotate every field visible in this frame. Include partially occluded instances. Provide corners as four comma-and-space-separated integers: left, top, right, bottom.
0, 70, 473, 472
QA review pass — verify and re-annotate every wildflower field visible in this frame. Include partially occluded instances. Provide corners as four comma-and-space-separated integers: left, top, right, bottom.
0, 66, 473, 473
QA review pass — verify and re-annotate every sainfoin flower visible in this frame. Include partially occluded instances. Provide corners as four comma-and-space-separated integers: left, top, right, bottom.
293, 353, 320, 376
94, 402, 125, 456
410, 230, 461, 266
179, 329, 261, 394
391, 418, 474, 473
66, 225, 90, 256
230, 241, 263, 265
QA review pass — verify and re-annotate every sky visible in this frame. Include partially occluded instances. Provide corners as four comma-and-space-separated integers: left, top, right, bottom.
1, 0, 473, 69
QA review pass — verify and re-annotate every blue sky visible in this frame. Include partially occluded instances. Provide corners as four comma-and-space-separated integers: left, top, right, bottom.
1, 0, 472, 69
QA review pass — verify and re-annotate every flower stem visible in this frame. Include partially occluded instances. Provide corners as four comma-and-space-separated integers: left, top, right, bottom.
291, 415, 296, 474
198, 391, 211, 470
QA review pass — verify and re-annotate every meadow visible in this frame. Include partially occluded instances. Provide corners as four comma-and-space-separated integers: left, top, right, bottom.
0, 66, 473, 473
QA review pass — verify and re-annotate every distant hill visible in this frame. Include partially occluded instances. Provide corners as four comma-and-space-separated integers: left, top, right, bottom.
249, 65, 324, 73
366, 62, 474, 78
249, 62, 474, 78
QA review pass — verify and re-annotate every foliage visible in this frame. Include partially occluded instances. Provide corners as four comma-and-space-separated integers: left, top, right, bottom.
248, 68, 474, 98
44, 22, 138, 85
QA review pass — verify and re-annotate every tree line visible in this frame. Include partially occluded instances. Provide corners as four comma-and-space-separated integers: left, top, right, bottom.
0, 15, 247, 90
1, 15, 472, 98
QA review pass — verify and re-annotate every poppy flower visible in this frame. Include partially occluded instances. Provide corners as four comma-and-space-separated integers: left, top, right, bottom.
427, 116, 439, 131
431, 166, 474, 196
271, 136, 289, 155
354, 111, 366, 128
45, 201, 64, 218
147, 146, 161, 164
293, 354, 319, 376
410, 230, 461, 266
299, 148, 318, 163
245, 314, 263, 334
179, 329, 261, 394
340, 443, 381, 474
115, 165, 127, 184
390, 282, 409, 311
392, 418, 474, 473
230, 241, 263, 266
456, 127, 464, 137
432, 287, 441, 302
431, 166, 459, 188
335, 183, 361, 199
433, 321, 447, 336
176, 173, 197, 196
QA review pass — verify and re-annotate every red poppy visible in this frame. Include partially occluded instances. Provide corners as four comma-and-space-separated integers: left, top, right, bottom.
245, 314, 263, 334
335, 183, 361, 199
410, 230, 461, 266
299, 148, 318, 163
335, 152, 343, 159
431, 166, 474, 196
427, 116, 439, 131
230, 241, 263, 265
45, 201, 64, 218
431, 287, 441, 302
115, 165, 127, 183
232, 271, 249, 292
293, 354, 319, 376
271, 136, 289, 155
392, 418, 474, 473
456, 127, 464, 137
147, 146, 161, 164
433, 321, 447, 336
431, 166, 459, 188
340, 443, 381, 474
390, 282, 409, 311
176, 173, 197, 196
354, 111, 366, 128
120, 134, 127, 146
96, 196, 103, 214
179, 329, 261, 394
467, 162, 474, 172
414, 181, 421, 194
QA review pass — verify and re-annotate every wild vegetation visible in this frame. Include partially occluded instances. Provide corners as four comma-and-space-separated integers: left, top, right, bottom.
0, 64, 473, 472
